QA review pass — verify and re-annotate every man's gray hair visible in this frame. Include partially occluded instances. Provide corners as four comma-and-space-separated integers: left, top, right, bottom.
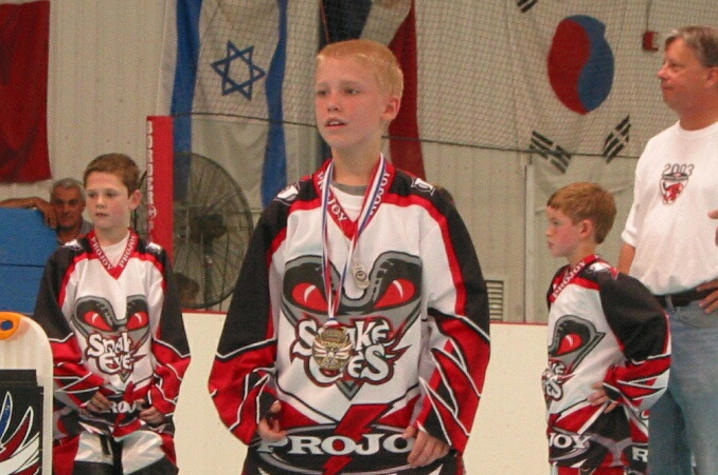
51, 177, 85, 201
665, 25, 718, 67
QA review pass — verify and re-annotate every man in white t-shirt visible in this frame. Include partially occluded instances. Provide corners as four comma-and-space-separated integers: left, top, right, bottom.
618, 25, 718, 475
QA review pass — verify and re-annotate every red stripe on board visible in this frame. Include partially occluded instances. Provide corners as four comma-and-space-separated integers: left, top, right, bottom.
146, 116, 174, 258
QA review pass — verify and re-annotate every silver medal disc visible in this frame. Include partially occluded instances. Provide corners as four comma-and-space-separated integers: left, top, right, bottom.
352, 263, 370, 289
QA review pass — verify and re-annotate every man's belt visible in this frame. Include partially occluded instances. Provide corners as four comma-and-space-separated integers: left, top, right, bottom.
655, 288, 712, 308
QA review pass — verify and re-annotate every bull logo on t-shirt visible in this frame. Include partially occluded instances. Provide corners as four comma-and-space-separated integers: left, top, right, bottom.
659, 162, 694, 204
283, 252, 421, 399
72, 295, 151, 381
542, 315, 605, 402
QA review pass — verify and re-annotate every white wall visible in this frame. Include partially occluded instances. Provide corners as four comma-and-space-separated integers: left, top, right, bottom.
176, 313, 548, 474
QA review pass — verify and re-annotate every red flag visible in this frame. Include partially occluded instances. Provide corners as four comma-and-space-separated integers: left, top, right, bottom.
389, 0, 425, 179
0, 1, 51, 182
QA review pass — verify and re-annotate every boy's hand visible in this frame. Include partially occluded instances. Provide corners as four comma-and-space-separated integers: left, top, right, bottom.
587, 382, 619, 413
137, 399, 166, 426
85, 391, 112, 413
257, 401, 287, 441
403, 425, 450, 468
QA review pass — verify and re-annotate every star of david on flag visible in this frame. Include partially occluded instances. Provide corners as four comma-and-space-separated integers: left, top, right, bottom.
211, 41, 267, 99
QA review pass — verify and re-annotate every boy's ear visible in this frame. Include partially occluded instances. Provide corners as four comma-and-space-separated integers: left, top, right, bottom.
382, 95, 401, 122
128, 189, 142, 211
578, 218, 595, 239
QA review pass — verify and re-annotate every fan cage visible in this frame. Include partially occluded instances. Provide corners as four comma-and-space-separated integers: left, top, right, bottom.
133, 152, 253, 310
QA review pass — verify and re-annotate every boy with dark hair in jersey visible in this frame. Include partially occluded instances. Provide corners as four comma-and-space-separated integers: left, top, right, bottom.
208, 38, 491, 474
543, 182, 671, 475
33, 153, 191, 474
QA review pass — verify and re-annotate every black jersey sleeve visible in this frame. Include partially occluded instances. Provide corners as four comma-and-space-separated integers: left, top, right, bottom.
597, 269, 670, 411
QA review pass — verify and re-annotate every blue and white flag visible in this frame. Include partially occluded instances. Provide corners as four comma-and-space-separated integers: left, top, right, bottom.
160, 0, 319, 210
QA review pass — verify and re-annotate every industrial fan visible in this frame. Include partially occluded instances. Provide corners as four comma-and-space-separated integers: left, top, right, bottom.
133, 152, 254, 309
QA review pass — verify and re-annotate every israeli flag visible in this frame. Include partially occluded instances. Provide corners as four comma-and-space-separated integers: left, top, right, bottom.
160, 0, 319, 210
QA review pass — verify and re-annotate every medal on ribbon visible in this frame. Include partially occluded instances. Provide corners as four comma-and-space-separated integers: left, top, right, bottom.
313, 156, 391, 371
549, 254, 601, 303
312, 323, 352, 371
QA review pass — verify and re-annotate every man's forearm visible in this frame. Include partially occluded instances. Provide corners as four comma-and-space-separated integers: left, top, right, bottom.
617, 243, 635, 274
0, 197, 44, 209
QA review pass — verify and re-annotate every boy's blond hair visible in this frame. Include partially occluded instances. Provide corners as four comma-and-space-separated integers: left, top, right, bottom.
83, 153, 141, 195
317, 39, 404, 101
547, 182, 616, 244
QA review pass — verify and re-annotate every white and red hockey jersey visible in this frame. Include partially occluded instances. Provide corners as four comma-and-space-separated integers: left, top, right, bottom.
33, 230, 191, 441
542, 255, 670, 473
209, 162, 491, 475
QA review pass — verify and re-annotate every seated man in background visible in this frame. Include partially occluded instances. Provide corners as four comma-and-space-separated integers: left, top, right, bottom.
0, 177, 92, 244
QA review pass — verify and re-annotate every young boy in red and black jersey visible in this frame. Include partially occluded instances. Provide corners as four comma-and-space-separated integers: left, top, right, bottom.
208, 39, 490, 474
34, 153, 190, 474
543, 182, 670, 475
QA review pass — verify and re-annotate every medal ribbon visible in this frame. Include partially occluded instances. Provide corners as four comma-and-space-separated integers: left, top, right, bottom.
88, 229, 138, 279
549, 254, 602, 303
319, 155, 390, 321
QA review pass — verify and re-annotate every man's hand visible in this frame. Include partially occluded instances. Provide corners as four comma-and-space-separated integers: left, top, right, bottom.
33, 198, 58, 228
710, 208, 718, 246
257, 401, 287, 441
695, 210, 718, 313
403, 425, 450, 468
587, 381, 619, 413
697, 278, 718, 314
